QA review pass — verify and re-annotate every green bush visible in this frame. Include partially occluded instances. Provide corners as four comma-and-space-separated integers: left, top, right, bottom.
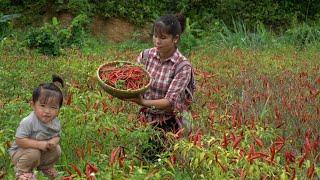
0, 13, 21, 41
66, 0, 92, 15
179, 18, 201, 56
284, 22, 320, 48
67, 14, 89, 47
93, 0, 160, 26
25, 14, 89, 56
202, 20, 275, 50
26, 23, 61, 56
2, 0, 320, 34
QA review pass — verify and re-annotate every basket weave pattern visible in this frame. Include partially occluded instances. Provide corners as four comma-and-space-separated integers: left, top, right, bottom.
97, 61, 151, 99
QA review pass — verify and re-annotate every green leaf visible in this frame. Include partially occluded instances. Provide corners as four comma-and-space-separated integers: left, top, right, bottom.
0, 145, 5, 156
52, 17, 59, 27
280, 171, 288, 180
194, 158, 199, 168
316, 166, 320, 178
199, 152, 205, 162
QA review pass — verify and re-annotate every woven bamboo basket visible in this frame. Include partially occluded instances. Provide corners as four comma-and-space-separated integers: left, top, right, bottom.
97, 61, 151, 99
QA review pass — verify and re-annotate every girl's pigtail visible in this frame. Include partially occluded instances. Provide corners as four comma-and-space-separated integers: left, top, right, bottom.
52, 74, 64, 88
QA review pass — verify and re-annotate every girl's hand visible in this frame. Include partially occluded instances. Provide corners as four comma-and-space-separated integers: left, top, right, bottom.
46, 137, 59, 150
38, 141, 49, 151
47, 140, 56, 150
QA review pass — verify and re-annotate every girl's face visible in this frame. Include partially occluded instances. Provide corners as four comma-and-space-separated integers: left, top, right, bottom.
153, 32, 179, 58
31, 96, 60, 124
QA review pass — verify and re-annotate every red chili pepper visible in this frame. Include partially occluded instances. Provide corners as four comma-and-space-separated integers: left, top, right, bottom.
270, 145, 276, 162
170, 155, 177, 165
85, 163, 98, 180
254, 136, 264, 148
285, 150, 295, 164
232, 136, 243, 149
239, 168, 246, 180
307, 163, 315, 179
62, 175, 75, 180
305, 136, 311, 155
248, 143, 256, 157
109, 147, 120, 166
65, 167, 73, 176
274, 106, 281, 120
70, 163, 82, 177
193, 129, 202, 147
298, 153, 307, 167
174, 128, 184, 139
221, 133, 229, 148
256, 152, 269, 158
291, 168, 296, 180
247, 154, 262, 162
100, 65, 148, 90
313, 135, 319, 152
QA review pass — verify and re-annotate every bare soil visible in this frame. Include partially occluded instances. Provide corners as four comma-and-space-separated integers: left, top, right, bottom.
91, 16, 134, 43
40, 3, 151, 43
55, 12, 152, 43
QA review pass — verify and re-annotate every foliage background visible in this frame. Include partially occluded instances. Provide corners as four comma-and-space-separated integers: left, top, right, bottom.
1, 0, 320, 30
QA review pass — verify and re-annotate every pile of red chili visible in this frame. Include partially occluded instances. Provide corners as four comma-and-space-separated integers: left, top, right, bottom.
99, 64, 149, 90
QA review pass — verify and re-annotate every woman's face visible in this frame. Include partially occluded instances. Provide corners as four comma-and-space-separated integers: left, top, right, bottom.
153, 31, 179, 58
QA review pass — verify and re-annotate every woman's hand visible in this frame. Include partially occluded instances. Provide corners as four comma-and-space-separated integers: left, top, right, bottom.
122, 95, 171, 110
121, 95, 145, 106
128, 95, 144, 105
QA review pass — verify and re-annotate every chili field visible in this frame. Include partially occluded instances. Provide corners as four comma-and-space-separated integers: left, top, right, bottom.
0, 41, 319, 179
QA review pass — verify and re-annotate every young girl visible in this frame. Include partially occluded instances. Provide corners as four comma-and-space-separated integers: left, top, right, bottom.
8, 75, 64, 180
131, 13, 194, 133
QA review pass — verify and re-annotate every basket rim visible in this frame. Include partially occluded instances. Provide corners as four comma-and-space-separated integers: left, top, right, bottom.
97, 61, 152, 93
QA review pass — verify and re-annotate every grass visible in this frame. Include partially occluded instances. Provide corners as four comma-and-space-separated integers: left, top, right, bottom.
0, 28, 320, 179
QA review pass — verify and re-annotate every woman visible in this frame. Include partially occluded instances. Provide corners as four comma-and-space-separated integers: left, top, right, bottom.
131, 13, 195, 134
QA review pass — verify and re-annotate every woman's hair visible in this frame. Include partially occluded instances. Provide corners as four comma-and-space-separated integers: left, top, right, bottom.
153, 13, 186, 37
32, 75, 64, 107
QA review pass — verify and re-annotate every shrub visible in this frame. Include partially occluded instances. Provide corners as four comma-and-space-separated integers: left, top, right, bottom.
203, 20, 275, 50
284, 22, 320, 49
179, 18, 201, 56
25, 14, 89, 56
0, 13, 21, 41
67, 14, 89, 47
2, 0, 320, 33
26, 23, 61, 56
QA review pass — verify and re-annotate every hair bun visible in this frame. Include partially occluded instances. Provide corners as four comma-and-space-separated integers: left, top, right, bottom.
52, 74, 64, 88
175, 13, 186, 33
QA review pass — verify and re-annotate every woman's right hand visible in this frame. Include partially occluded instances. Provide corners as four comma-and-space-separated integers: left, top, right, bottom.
120, 95, 145, 106
128, 96, 144, 106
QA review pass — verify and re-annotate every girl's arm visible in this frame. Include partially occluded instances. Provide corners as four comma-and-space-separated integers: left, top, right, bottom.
16, 137, 49, 151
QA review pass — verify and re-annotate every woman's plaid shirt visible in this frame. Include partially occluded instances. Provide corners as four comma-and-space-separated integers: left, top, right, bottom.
137, 47, 192, 124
